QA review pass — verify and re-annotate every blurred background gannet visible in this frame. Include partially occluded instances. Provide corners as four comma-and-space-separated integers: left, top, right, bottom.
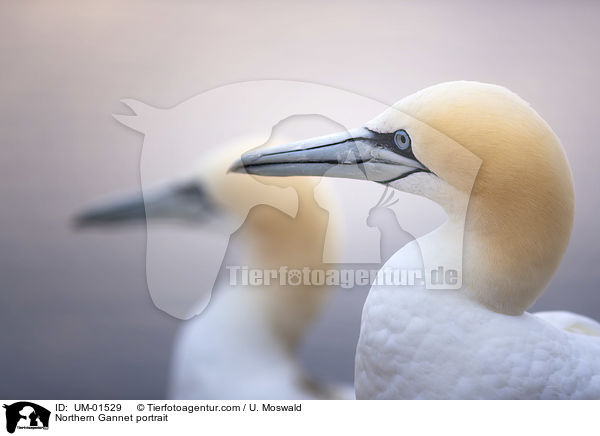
534, 311, 600, 337
76, 144, 351, 400
231, 81, 600, 399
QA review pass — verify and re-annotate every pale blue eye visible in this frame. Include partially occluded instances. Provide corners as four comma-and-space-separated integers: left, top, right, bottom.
394, 130, 411, 150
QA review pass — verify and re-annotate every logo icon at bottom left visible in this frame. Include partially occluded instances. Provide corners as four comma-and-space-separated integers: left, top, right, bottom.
3, 402, 50, 434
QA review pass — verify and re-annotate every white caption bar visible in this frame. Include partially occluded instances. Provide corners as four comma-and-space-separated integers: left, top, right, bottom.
0, 400, 596, 436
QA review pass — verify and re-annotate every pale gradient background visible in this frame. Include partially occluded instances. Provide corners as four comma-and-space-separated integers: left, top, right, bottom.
1, 0, 599, 399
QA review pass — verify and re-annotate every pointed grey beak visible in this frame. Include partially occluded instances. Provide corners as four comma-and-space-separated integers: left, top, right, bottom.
74, 181, 217, 227
229, 127, 428, 184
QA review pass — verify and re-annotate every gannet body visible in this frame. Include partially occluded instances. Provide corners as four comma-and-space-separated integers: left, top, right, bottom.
232, 81, 600, 399
356, 240, 600, 399
170, 285, 350, 400
77, 144, 351, 400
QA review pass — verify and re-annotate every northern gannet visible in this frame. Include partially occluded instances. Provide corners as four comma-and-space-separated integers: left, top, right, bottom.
231, 81, 600, 399
76, 144, 352, 400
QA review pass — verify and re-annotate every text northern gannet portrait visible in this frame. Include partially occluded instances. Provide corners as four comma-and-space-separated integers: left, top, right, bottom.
76, 144, 351, 400
231, 81, 600, 399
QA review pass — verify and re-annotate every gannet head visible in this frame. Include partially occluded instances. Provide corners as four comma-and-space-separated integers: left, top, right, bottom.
76, 141, 335, 350
231, 81, 575, 315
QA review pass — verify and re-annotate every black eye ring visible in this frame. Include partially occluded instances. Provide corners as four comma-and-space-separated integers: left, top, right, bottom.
394, 130, 411, 150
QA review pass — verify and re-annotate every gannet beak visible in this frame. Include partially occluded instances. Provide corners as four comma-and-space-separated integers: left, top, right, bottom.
229, 127, 428, 183
74, 181, 216, 227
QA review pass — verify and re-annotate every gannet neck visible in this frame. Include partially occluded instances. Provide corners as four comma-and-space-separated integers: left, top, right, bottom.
237, 180, 332, 352
186, 141, 335, 351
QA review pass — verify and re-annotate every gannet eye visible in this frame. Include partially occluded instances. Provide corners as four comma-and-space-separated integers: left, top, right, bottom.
394, 130, 411, 150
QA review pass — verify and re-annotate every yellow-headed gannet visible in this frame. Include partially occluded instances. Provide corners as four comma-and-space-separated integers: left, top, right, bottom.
76, 144, 352, 400
231, 81, 600, 399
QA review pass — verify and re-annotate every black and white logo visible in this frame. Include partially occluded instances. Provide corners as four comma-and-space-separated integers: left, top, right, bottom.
3, 402, 50, 433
